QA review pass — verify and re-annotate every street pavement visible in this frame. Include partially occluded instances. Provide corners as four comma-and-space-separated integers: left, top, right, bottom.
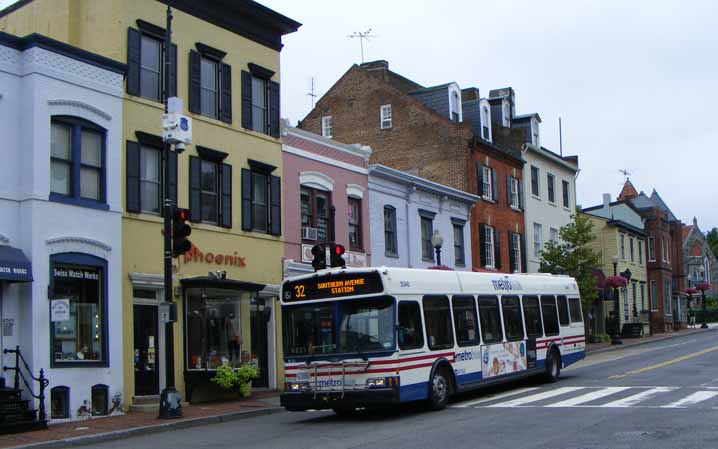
94, 329, 718, 449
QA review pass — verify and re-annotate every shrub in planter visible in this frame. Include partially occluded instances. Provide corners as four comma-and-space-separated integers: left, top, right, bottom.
211, 364, 260, 398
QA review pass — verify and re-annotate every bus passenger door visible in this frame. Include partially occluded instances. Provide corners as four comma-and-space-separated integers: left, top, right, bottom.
526, 337, 537, 369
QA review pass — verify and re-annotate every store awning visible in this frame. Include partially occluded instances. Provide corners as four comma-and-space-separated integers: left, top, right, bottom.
0, 245, 33, 283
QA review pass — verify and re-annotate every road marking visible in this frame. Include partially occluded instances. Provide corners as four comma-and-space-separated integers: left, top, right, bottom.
600, 387, 675, 408
608, 345, 718, 379
487, 386, 583, 407
661, 391, 718, 408
546, 387, 630, 407
453, 387, 540, 408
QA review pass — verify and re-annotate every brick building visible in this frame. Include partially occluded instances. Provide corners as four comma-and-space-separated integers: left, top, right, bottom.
618, 181, 686, 332
298, 61, 526, 273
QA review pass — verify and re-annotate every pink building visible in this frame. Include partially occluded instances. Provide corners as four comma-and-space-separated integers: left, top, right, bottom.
281, 122, 372, 278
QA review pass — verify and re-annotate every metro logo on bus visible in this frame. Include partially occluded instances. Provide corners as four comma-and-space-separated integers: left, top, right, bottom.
491, 278, 523, 291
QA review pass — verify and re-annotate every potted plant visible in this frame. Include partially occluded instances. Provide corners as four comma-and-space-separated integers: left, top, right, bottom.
211, 363, 260, 398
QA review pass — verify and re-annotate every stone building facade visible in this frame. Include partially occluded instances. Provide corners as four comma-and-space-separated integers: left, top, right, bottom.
682, 217, 718, 299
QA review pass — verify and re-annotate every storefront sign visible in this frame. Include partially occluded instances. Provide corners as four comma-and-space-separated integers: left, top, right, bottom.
183, 244, 246, 267
53, 267, 99, 281
50, 299, 70, 322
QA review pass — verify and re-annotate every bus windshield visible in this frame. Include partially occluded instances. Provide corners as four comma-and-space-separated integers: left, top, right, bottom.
283, 296, 395, 358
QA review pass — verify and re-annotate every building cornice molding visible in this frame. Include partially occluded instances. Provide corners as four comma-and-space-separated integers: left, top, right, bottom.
284, 125, 372, 161
299, 171, 335, 191
282, 144, 368, 174
129, 272, 164, 287
346, 184, 365, 199
46, 236, 112, 252
47, 99, 112, 122
368, 164, 480, 205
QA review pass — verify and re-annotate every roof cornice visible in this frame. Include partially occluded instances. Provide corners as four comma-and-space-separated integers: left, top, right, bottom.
369, 164, 480, 204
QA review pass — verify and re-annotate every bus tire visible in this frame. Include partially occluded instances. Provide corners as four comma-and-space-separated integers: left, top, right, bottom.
544, 348, 561, 383
428, 367, 451, 410
332, 407, 358, 417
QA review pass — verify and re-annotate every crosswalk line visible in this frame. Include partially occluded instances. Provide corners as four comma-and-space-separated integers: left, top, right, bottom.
487, 386, 584, 407
546, 387, 630, 407
453, 387, 540, 408
600, 387, 675, 408
661, 391, 718, 408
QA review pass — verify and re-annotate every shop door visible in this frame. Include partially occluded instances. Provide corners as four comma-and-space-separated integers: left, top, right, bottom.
250, 298, 270, 388
134, 305, 159, 396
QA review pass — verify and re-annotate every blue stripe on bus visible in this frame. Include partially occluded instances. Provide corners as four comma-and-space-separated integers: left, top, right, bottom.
456, 371, 483, 384
400, 382, 428, 402
562, 351, 585, 366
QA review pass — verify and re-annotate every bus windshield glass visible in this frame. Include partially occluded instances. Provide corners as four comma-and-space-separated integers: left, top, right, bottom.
283, 296, 395, 357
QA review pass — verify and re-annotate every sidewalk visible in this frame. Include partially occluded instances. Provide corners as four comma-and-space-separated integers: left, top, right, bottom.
586, 323, 718, 355
0, 391, 282, 449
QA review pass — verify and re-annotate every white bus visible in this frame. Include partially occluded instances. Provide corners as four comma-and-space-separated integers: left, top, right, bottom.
280, 267, 586, 413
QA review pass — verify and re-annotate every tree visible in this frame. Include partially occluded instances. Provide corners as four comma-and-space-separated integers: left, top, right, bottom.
539, 212, 602, 334
706, 227, 718, 259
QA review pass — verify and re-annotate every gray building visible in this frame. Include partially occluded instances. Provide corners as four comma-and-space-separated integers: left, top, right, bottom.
683, 217, 718, 299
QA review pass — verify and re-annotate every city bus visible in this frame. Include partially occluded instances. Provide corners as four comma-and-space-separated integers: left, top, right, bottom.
279, 267, 586, 414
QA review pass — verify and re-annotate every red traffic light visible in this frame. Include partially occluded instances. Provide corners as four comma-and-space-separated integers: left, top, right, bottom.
334, 244, 345, 256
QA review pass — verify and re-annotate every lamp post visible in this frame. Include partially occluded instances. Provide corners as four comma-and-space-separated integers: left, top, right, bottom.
431, 230, 444, 267
611, 255, 623, 345
698, 267, 709, 329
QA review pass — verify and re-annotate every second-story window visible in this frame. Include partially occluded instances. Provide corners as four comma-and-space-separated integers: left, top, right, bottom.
126, 133, 176, 215
510, 232, 522, 273
384, 206, 398, 256
562, 180, 570, 208
50, 117, 106, 206
420, 213, 434, 261
648, 236, 655, 261
507, 176, 520, 209
530, 165, 540, 196
301, 187, 329, 243
241, 161, 281, 235
547, 173, 555, 203
630, 237, 635, 262
638, 240, 643, 264
189, 150, 232, 228
380, 104, 392, 129
139, 145, 161, 214
453, 220, 465, 266
482, 166, 492, 199
482, 225, 496, 269
620, 234, 626, 260
533, 223, 543, 257
348, 197, 362, 251
200, 57, 219, 119
321, 116, 333, 138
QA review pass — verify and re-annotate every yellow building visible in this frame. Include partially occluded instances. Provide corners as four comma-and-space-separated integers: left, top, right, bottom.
1, 0, 300, 406
582, 194, 649, 336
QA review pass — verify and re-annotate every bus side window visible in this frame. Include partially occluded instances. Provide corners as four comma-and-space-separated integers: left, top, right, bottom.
452, 295, 479, 347
522, 295, 543, 337
501, 296, 525, 341
540, 295, 560, 336
422, 296, 454, 350
398, 301, 424, 350
478, 296, 503, 344
557, 295, 570, 327
569, 298, 583, 323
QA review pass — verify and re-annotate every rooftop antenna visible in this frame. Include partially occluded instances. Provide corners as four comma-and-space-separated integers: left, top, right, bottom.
347, 28, 376, 64
307, 76, 318, 109
558, 116, 563, 157
619, 169, 632, 182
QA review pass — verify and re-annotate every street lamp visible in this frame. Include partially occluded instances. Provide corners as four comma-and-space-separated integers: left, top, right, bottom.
698, 267, 709, 329
431, 230, 444, 267
611, 255, 623, 345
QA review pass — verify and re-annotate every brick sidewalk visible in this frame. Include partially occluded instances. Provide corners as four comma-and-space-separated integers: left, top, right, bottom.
0, 391, 280, 449
586, 324, 717, 354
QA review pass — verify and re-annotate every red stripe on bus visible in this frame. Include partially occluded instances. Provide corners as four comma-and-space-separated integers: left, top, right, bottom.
285, 352, 455, 371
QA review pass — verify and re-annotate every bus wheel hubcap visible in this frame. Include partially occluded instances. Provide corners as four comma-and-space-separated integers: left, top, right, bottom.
434, 376, 446, 401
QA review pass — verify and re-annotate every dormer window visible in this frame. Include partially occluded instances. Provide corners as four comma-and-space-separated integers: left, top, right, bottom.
480, 99, 492, 142
503, 101, 511, 127
531, 117, 540, 147
451, 92, 460, 123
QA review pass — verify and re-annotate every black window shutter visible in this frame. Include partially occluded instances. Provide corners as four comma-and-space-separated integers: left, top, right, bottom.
491, 168, 498, 202
518, 178, 525, 209
508, 231, 515, 273
477, 163, 484, 197
126, 141, 141, 212
269, 80, 280, 137
169, 43, 178, 98
220, 63, 232, 124
220, 163, 232, 228
189, 156, 201, 222
494, 228, 501, 270
126, 28, 141, 96
188, 50, 201, 114
479, 223, 487, 267
506, 175, 512, 205
241, 168, 252, 231
520, 234, 527, 273
241, 71, 253, 130
270, 175, 281, 235
168, 150, 177, 207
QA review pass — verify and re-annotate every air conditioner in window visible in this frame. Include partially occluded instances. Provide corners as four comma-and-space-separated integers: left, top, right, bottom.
302, 227, 318, 241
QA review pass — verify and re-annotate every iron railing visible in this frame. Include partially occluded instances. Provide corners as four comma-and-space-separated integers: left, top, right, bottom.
3, 346, 48, 422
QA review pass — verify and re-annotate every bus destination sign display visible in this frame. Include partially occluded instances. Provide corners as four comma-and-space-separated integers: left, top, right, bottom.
283, 272, 383, 302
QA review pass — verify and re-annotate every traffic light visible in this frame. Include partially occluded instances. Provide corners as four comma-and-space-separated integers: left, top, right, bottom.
330, 243, 346, 268
172, 207, 192, 257
311, 244, 326, 272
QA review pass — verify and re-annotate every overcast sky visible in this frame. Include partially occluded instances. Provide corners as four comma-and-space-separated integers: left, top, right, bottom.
2, 0, 716, 230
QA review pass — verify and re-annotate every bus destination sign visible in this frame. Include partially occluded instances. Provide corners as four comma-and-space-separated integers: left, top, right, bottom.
282, 271, 383, 302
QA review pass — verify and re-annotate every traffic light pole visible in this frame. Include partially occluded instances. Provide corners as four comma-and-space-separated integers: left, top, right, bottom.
159, 5, 182, 419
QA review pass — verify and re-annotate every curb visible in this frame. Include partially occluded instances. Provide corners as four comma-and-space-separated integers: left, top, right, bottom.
8, 406, 285, 449
586, 326, 718, 356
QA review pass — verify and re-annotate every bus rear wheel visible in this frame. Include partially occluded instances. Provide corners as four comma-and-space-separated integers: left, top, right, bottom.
544, 348, 561, 382
428, 367, 450, 410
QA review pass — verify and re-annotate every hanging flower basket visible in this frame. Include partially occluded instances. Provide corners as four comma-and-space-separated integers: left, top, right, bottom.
696, 282, 711, 291
685, 287, 699, 296
604, 276, 628, 289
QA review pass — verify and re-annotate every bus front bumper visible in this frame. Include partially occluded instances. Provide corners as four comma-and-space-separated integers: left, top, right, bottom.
281, 388, 399, 411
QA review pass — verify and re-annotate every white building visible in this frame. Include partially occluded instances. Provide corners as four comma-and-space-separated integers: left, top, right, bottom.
368, 165, 479, 270
522, 144, 579, 272
0, 32, 124, 422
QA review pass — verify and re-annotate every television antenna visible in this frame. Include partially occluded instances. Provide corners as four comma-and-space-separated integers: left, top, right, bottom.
619, 169, 632, 182
347, 28, 377, 63
307, 77, 318, 109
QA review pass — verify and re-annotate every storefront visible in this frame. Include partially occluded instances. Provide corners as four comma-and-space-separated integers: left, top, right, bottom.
0, 244, 33, 370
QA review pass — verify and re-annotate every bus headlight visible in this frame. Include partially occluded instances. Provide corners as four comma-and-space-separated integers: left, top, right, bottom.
287, 382, 311, 392
365, 377, 387, 388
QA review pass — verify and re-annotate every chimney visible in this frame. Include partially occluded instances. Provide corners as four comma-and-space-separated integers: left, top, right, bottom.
603, 193, 611, 209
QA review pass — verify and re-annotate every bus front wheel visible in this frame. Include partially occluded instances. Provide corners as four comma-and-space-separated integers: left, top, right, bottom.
428, 367, 450, 410
544, 348, 561, 382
